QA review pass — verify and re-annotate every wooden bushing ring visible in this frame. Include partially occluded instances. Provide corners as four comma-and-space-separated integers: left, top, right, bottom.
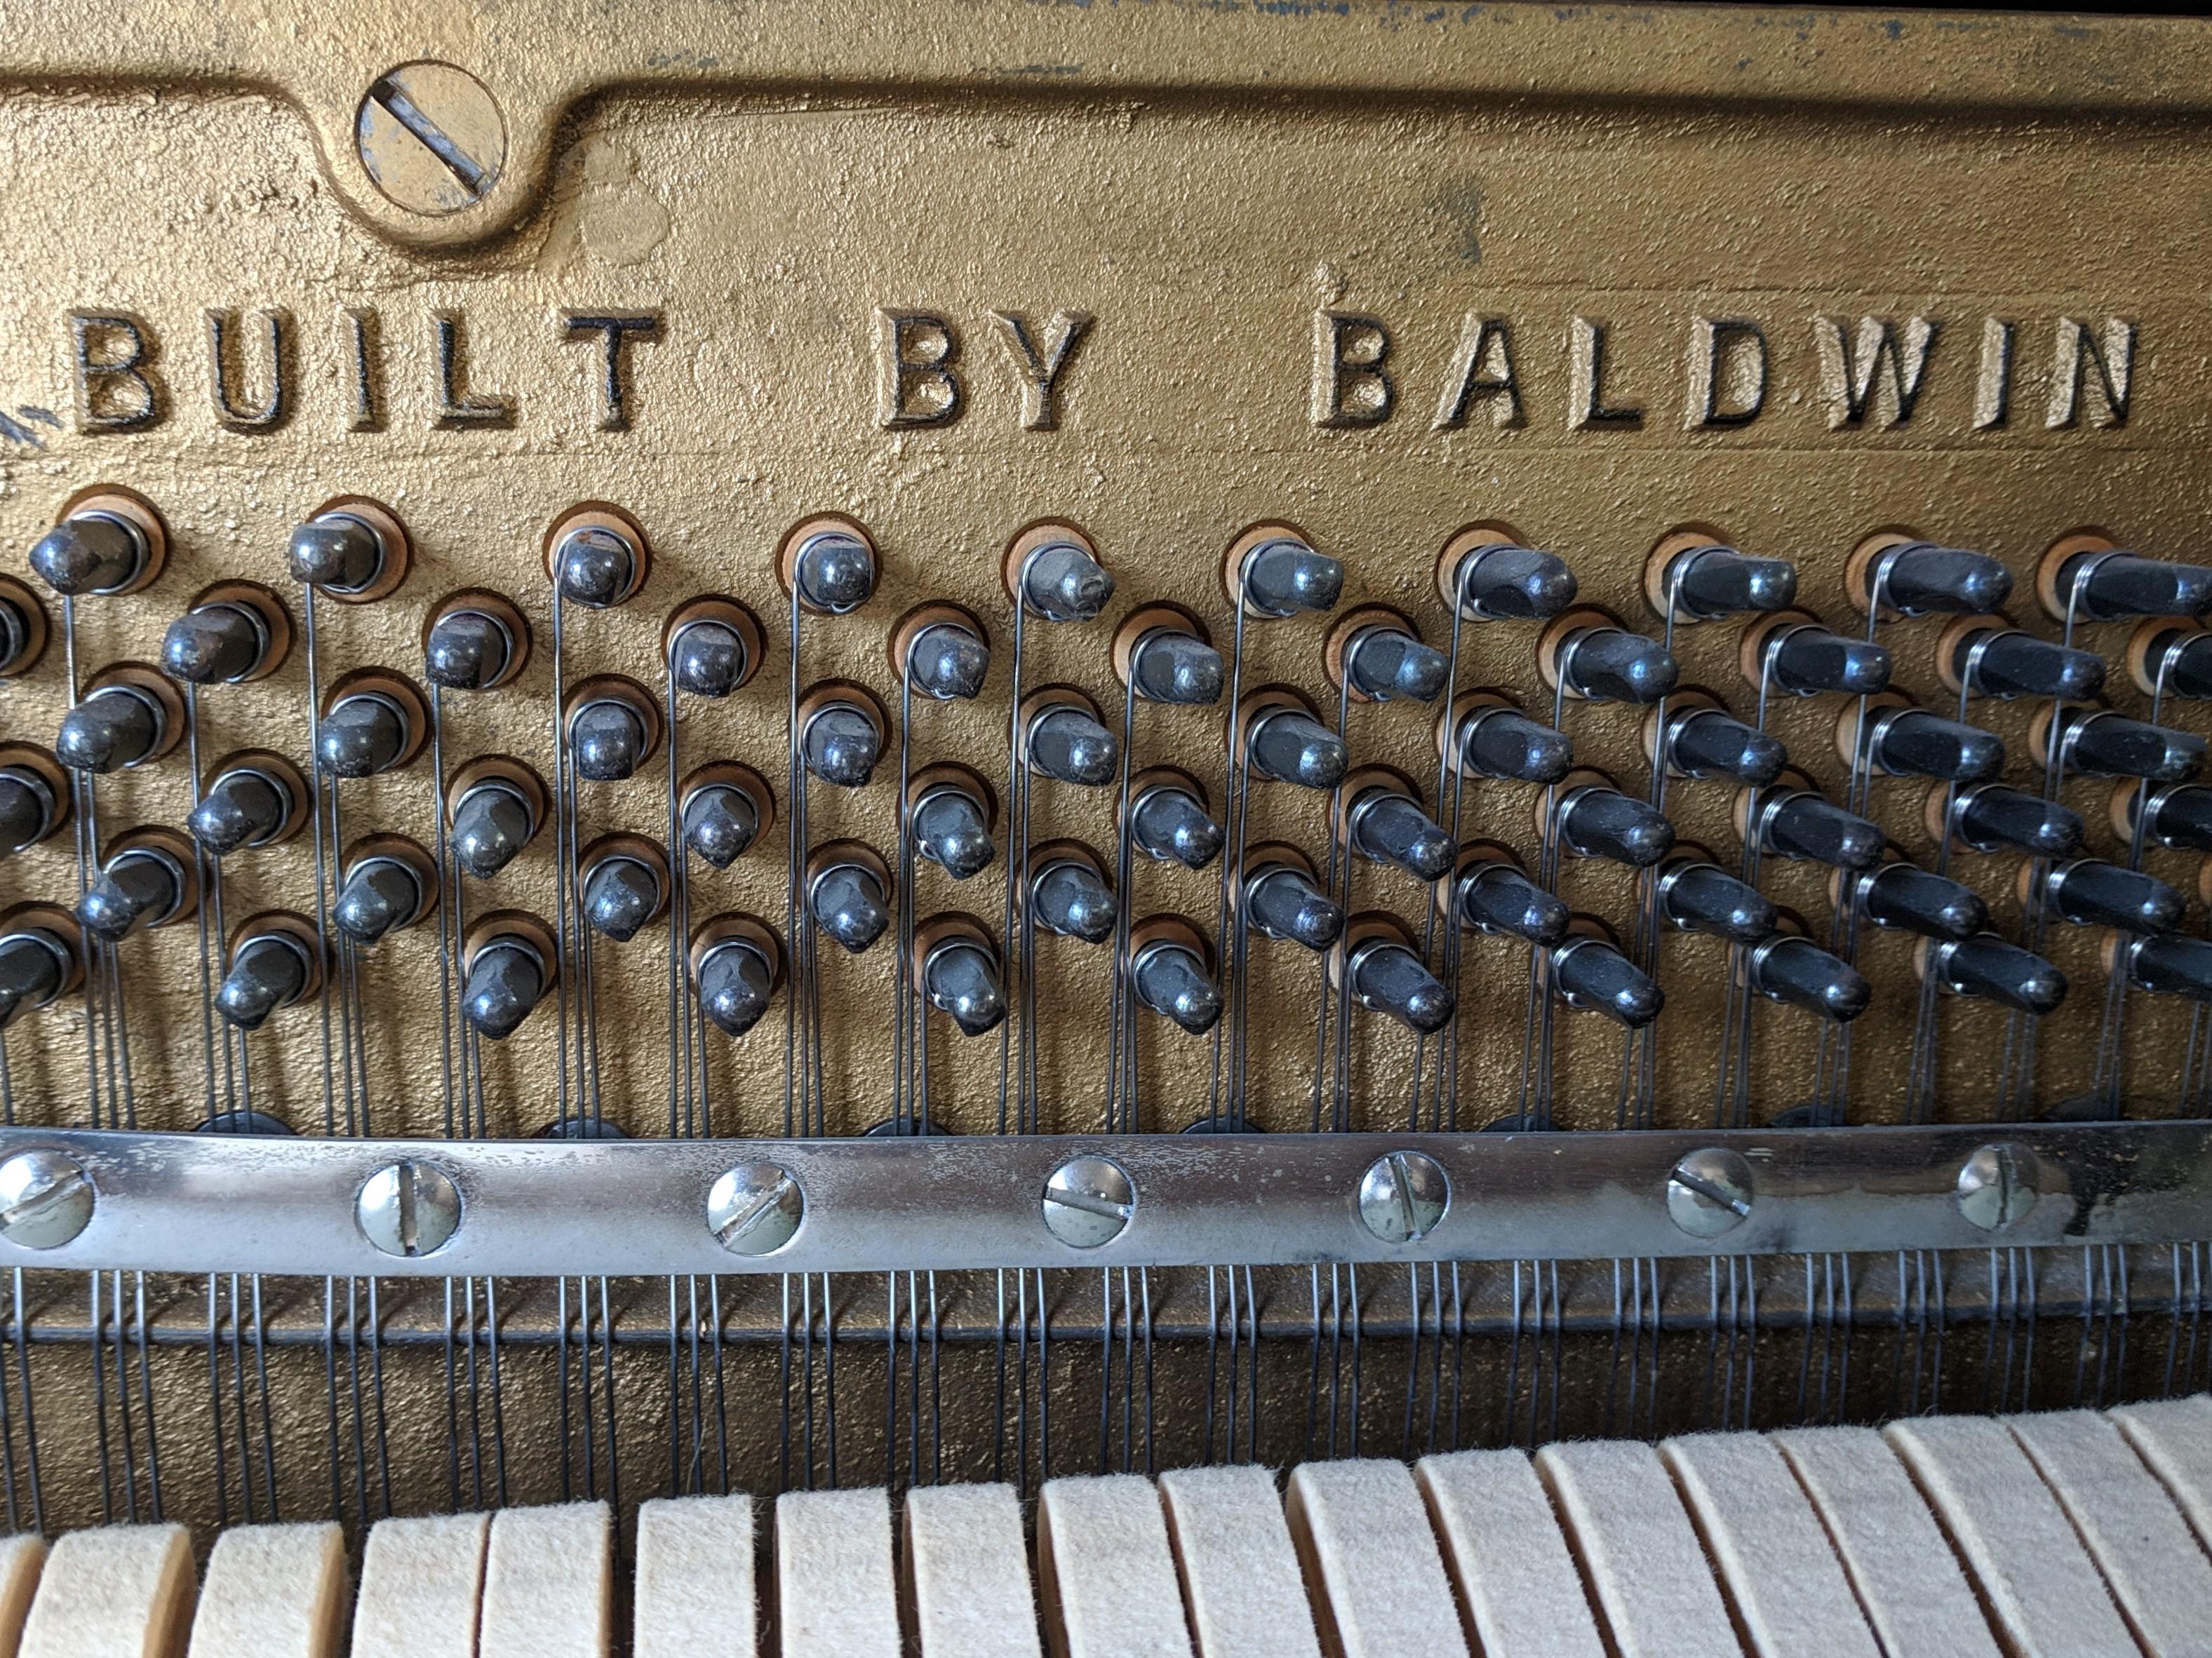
0, 576, 48, 679
1003, 518, 1102, 609
1322, 604, 1421, 700
206, 749, 311, 847
187, 580, 293, 681
1434, 521, 1530, 612
0, 745, 69, 847
1112, 602, 1208, 689
1221, 520, 1319, 616
912, 910, 998, 980
562, 673, 664, 770
1843, 527, 1928, 619
1642, 523, 1736, 623
890, 600, 988, 686
445, 755, 549, 834
777, 513, 875, 612
464, 910, 558, 985
55, 484, 168, 595
667, 594, 766, 692
341, 834, 439, 931
324, 666, 432, 771
226, 910, 326, 1002
543, 501, 650, 605
680, 762, 777, 847
689, 912, 786, 988
2037, 527, 2120, 625
423, 588, 532, 689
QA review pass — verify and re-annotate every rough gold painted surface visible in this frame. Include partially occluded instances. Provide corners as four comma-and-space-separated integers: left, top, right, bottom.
0, 4, 2208, 1146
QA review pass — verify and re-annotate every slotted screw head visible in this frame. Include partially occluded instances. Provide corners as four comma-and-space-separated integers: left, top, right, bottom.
1358, 1150, 1449, 1244
1666, 1147, 1755, 1238
1957, 1142, 2042, 1231
0, 1150, 93, 1250
356, 62, 506, 216
707, 1162, 803, 1255
1043, 1157, 1134, 1249
356, 1161, 462, 1258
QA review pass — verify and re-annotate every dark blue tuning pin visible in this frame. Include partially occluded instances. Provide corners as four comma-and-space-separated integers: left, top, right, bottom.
463, 937, 549, 1039
905, 621, 991, 701
423, 606, 516, 691
163, 602, 266, 685
2123, 934, 2212, 1001
569, 697, 650, 783
1948, 785, 2084, 857
1244, 863, 1343, 952
1854, 863, 1986, 942
1747, 934, 1870, 1023
1454, 707, 1574, 785
32, 511, 147, 595
0, 927, 70, 1030
57, 685, 163, 774
2039, 860, 2185, 934
217, 927, 314, 1030
1557, 786, 1675, 868
1656, 861, 1776, 943
1950, 627, 2105, 701
921, 940, 1006, 1037
1130, 937, 1222, 1034
582, 853, 664, 943
912, 787, 996, 881
1456, 861, 1570, 945
1858, 708, 2004, 783
1444, 542, 1578, 621
2137, 784, 2212, 853
0, 767, 54, 858
1756, 791, 1884, 871
1348, 788, 1455, 882
802, 701, 882, 788
1346, 938, 1454, 1034
698, 939, 776, 1037
1236, 535, 1341, 618
1555, 626, 1677, 704
682, 784, 759, 869
809, 860, 890, 954
1865, 542, 2013, 616
1130, 631, 1223, 706
2140, 629, 2212, 701
1344, 625, 1447, 703
1017, 538, 1113, 622
1929, 934, 2067, 1015
1026, 705, 1118, 786
319, 691, 410, 779
78, 843, 188, 942
1246, 708, 1346, 790
1549, 934, 1663, 1027
189, 763, 292, 857
1657, 544, 1797, 621
333, 856, 427, 948
791, 525, 876, 615
1756, 622, 1892, 697
1031, 858, 1114, 943
453, 781, 537, 879
2051, 549, 2212, 623
290, 513, 387, 595
2049, 709, 2204, 782
669, 620, 749, 699
1130, 781, 1222, 870
1664, 708, 1785, 786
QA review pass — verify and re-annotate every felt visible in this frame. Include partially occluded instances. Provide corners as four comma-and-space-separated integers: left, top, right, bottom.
775, 1488, 900, 1658
0, 1536, 43, 1658
1416, 1448, 1604, 1658
184, 1522, 347, 1658
1769, 1426, 2000, 1658
1036, 1475, 1193, 1658
1884, 1415, 2136, 1658
1660, 1433, 1878, 1658
1534, 1440, 1740, 1658
18, 1523, 194, 1658
478, 1502, 612, 1658
633, 1495, 758, 1658
2110, 1394, 2212, 1556
2008, 1408, 2212, 1658
1284, 1459, 1468, 1658
353, 1512, 490, 1658
1158, 1465, 1321, 1658
906, 1483, 1042, 1658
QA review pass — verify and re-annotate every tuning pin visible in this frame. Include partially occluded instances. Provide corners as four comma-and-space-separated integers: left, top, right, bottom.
1026, 703, 1118, 786
33, 508, 153, 595
1452, 706, 1574, 785
1347, 785, 1454, 882
790, 522, 877, 614
1927, 934, 2067, 1014
1244, 859, 1343, 952
552, 525, 639, 609
921, 934, 1007, 1036
1455, 858, 1570, 945
1130, 922, 1221, 1034
0, 924, 73, 1030
79, 835, 192, 942
319, 687, 414, 779
1235, 533, 1341, 618
2120, 933, 2212, 1000
462, 924, 552, 1039
1553, 624, 1678, 703
1851, 863, 1986, 941
1752, 790, 1884, 871
803, 698, 884, 788
1245, 706, 1346, 790
1549, 931, 1664, 1027
1854, 706, 2004, 783
1754, 623, 1892, 698
0, 757, 62, 858
2045, 708, 2204, 782
2135, 784, 2212, 852
217, 919, 318, 1030
1031, 856, 1114, 943
1656, 858, 1776, 943
1654, 544, 1797, 621
683, 784, 760, 869
1346, 936, 1454, 1034
1947, 784, 2084, 857
333, 851, 430, 947
163, 598, 272, 685
1863, 541, 2013, 616
452, 778, 540, 879
570, 697, 650, 783
1948, 626, 2105, 701
903, 619, 991, 702
1130, 777, 1222, 870
290, 508, 401, 597
1661, 708, 1785, 786
581, 844, 666, 943
423, 602, 520, 692
1442, 539, 1578, 621
913, 786, 996, 881
669, 618, 749, 699
1343, 624, 1448, 704
57, 683, 165, 774
189, 761, 295, 856
2138, 628, 2212, 701
0, 588, 38, 678
1130, 630, 1224, 706
1017, 537, 1115, 622
1747, 933, 1870, 1022
2039, 859, 2185, 933
1556, 785, 1675, 868
2051, 548, 2212, 623
697, 936, 777, 1037
808, 854, 890, 954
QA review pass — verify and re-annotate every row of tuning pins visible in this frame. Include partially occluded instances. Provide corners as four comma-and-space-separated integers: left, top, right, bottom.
10, 496, 2212, 1108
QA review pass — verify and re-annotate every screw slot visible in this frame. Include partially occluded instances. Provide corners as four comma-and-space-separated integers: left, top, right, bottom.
1666, 1147, 1755, 1237
1043, 1157, 1135, 1249
356, 1161, 462, 1258
0, 1150, 93, 1251
707, 1163, 804, 1256
1358, 1150, 1449, 1244
355, 62, 507, 217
